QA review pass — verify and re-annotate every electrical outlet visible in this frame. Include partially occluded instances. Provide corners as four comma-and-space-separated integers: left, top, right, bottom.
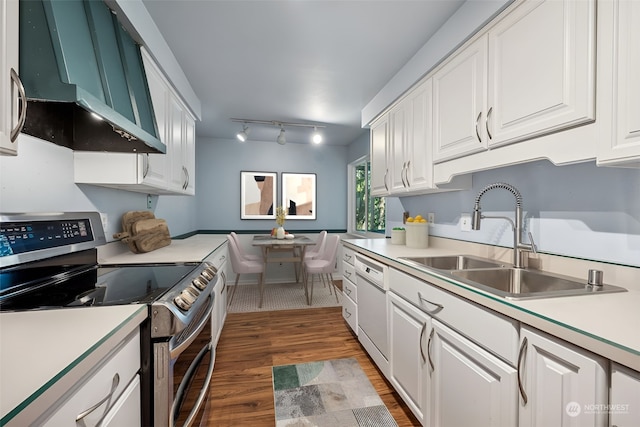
460, 213, 472, 232
427, 213, 435, 224
99, 213, 108, 233
147, 194, 153, 209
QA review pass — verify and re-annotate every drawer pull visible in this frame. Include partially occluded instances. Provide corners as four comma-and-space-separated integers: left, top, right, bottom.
418, 292, 444, 313
76, 373, 120, 425
419, 322, 427, 364
344, 254, 352, 262
344, 308, 352, 318
427, 328, 435, 371
344, 270, 352, 278
345, 287, 352, 296
517, 337, 528, 405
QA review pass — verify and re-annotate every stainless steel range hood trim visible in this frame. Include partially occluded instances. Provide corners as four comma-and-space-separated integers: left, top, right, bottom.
19, 0, 165, 154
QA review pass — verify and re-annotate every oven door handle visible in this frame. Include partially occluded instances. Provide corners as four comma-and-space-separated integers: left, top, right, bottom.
172, 341, 214, 427
170, 297, 214, 359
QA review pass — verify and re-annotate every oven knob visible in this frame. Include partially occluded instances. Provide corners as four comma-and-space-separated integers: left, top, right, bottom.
174, 296, 191, 311
192, 277, 208, 290
201, 269, 214, 281
182, 289, 197, 303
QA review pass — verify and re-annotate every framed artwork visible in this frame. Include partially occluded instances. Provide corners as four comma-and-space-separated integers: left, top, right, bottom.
282, 173, 316, 220
240, 171, 276, 219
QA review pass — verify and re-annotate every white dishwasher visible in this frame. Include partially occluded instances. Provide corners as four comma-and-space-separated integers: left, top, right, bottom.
355, 253, 390, 378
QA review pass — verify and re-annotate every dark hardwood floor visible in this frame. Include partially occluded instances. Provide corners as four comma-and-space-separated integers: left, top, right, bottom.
208, 306, 420, 426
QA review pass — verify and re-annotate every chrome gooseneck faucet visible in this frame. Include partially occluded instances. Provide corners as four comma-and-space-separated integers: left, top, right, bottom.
472, 182, 536, 268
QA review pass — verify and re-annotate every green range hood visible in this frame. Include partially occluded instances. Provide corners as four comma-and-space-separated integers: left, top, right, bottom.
19, 0, 165, 153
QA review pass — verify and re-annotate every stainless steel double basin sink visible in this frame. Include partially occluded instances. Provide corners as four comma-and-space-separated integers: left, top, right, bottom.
398, 255, 626, 300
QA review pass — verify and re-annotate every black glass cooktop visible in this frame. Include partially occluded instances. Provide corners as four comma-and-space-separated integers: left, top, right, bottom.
0, 262, 199, 311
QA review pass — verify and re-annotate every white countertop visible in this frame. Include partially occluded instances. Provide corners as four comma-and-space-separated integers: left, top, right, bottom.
0, 234, 226, 424
344, 238, 640, 371
0, 305, 147, 425
98, 234, 228, 264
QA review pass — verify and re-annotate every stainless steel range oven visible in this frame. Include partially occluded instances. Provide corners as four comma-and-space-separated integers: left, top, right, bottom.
0, 212, 218, 427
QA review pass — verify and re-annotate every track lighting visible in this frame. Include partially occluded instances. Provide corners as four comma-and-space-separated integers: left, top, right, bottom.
277, 127, 286, 145
230, 118, 325, 145
312, 126, 322, 144
236, 125, 250, 142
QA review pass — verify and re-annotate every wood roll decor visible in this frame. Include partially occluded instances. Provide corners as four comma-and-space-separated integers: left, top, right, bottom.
113, 211, 171, 253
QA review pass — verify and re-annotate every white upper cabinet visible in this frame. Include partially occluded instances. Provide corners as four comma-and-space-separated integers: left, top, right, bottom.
74, 48, 196, 195
486, 0, 596, 148
518, 326, 608, 427
0, 0, 21, 156
433, 0, 595, 163
432, 36, 488, 163
394, 79, 434, 194
370, 115, 389, 196
372, 78, 438, 196
597, 0, 640, 167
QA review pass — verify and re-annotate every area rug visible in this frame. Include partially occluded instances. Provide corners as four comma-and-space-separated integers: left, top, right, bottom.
228, 282, 342, 313
272, 358, 398, 427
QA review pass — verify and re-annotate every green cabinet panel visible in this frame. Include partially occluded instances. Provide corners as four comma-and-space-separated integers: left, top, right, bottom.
19, 0, 165, 153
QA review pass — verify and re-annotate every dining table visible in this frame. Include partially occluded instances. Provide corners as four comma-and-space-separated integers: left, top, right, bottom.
251, 235, 315, 283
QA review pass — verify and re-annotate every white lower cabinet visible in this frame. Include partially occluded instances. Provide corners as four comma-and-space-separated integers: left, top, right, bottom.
389, 293, 430, 425
341, 260, 358, 334
429, 319, 517, 427
518, 326, 608, 427
39, 330, 141, 426
206, 244, 228, 347
610, 363, 640, 427
101, 375, 141, 427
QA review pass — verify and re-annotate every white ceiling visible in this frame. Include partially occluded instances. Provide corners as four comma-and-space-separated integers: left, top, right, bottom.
141, 0, 466, 146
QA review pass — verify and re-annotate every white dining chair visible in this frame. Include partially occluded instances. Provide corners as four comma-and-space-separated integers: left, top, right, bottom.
227, 235, 266, 308
303, 234, 341, 305
303, 230, 327, 261
230, 232, 262, 262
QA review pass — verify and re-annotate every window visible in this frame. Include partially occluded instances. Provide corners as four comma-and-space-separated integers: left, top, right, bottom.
349, 157, 385, 234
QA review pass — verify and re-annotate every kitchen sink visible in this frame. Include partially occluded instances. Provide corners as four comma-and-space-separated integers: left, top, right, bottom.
449, 268, 627, 300
399, 255, 509, 271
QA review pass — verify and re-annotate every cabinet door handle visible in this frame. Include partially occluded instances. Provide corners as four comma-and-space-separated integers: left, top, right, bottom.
400, 162, 407, 187
475, 111, 482, 143
10, 68, 27, 142
143, 153, 150, 178
486, 107, 493, 140
517, 336, 528, 405
344, 254, 352, 262
344, 270, 351, 278
427, 327, 435, 371
344, 308, 352, 318
75, 373, 120, 425
418, 292, 444, 313
419, 322, 427, 364
405, 161, 411, 188
384, 169, 389, 191
345, 287, 352, 296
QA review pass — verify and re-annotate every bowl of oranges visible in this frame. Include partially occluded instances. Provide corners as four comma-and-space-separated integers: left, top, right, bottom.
405, 215, 429, 248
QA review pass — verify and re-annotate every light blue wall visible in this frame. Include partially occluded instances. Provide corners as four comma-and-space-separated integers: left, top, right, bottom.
195, 138, 348, 232
396, 160, 640, 267
0, 135, 198, 238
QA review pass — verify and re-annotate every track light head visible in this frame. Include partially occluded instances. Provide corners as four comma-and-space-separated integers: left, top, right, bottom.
277, 127, 286, 145
236, 125, 250, 142
312, 126, 322, 144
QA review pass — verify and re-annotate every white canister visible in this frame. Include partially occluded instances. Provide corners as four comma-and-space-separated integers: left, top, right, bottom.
405, 222, 429, 248
390, 229, 406, 245
276, 226, 285, 239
